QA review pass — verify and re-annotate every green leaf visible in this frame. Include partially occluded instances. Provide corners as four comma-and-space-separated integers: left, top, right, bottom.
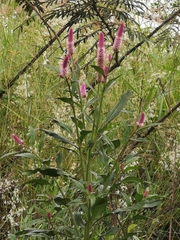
0, 151, 17, 160
104, 75, 121, 93
99, 146, 109, 166
16, 229, 56, 237
54, 196, 71, 206
59, 97, 73, 104
71, 116, 84, 129
15, 153, 38, 160
91, 65, 105, 77
73, 212, 85, 227
128, 224, 137, 233
23, 168, 70, 178
121, 192, 132, 207
7, 234, 16, 240
72, 179, 85, 192
134, 193, 143, 203
143, 199, 161, 208
56, 151, 63, 168
85, 97, 98, 110
80, 130, 92, 143
44, 63, 59, 73
43, 129, 77, 148
91, 197, 107, 222
28, 126, 37, 145
21, 178, 50, 187
121, 176, 142, 184
112, 139, 120, 149
52, 119, 73, 135
101, 91, 131, 130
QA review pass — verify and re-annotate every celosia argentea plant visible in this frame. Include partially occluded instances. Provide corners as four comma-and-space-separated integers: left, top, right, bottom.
7, 24, 162, 239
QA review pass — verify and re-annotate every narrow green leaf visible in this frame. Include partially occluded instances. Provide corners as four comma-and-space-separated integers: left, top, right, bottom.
99, 146, 109, 166
0, 151, 17, 160
43, 129, 77, 148
128, 224, 137, 233
101, 91, 131, 130
73, 212, 85, 227
44, 63, 59, 73
91, 197, 107, 222
28, 126, 37, 145
104, 75, 121, 93
23, 168, 70, 178
72, 179, 85, 192
112, 139, 120, 149
15, 153, 38, 160
52, 119, 73, 135
56, 151, 63, 168
121, 176, 142, 184
143, 200, 161, 208
71, 116, 84, 129
85, 97, 98, 110
80, 130, 92, 143
21, 178, 50, 187
59, 97, 73, 104
54, 196, 71, 206
91, 65, 105, 77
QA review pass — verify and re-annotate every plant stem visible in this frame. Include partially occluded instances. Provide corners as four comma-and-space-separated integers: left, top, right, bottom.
55, 179, 81, 237
66, 78, 86, 180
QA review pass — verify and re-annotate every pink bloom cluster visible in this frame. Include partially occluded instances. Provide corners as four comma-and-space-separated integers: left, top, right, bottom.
59, 28, 75, 78
113, 22, 124, 52
96, 22, 125, 82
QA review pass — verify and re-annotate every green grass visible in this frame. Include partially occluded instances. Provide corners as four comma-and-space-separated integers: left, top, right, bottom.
0, 1, 180, 240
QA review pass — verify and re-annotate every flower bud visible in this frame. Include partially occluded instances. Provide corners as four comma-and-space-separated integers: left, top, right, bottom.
80, 82, 87, 98
12, 134, 24, 145
112, 22, 124, 52
136, 112, 145, 127
88, 183, 93, 194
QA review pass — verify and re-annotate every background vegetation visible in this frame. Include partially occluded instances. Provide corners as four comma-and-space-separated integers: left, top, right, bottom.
0, 0, 180, 239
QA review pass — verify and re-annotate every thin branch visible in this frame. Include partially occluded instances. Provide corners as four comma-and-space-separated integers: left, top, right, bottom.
110, 8, 180, 72
0, 20, 74, 98
118, 100, 180, 162
24, 0, 63, 51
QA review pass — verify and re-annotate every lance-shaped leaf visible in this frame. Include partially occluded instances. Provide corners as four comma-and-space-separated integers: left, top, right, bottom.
23, 168, 70, 178
15, 152, 38, 160
100, 91, 131, 131
91, 65, 105, 77
56, 151, 63, 168
52, 119, 73, 135
42, 129, 77, 148
21, 178, 50, 187
54, 195, 71, 206
79, 130, 92, 143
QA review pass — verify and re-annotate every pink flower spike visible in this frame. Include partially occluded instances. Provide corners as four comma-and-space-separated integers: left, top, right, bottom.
143, 188, 149, 198
80, 82, 87, 98
59, 55, 69, 78
113, 22, 124, 52
98, 31, 104, 48
117, 22, 124, 38
67, 28, 75, 55
136, 112, 145, 127
104, 66, 109, 77
119, 162, 124, 170
108, 53, 112, 62
46, 212, 52, 219
12, 134, 24, 145
88, 183, 93, 194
